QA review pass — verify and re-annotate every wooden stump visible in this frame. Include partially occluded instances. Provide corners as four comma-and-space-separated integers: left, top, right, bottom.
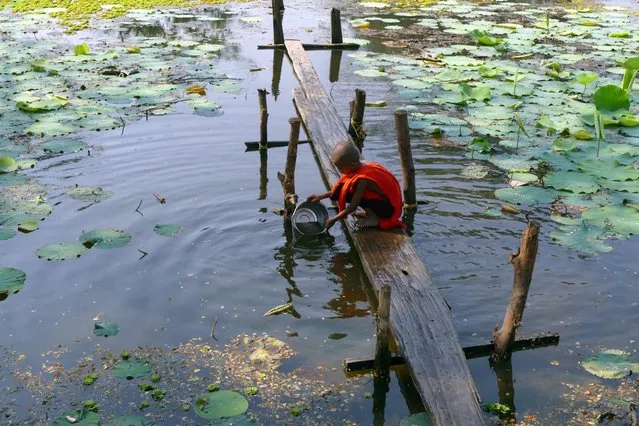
258, 89, 268, 149
394, 110, 417, 210
348, 89, 367, 148
272, 0, 284, 45
329, 50, 342, 83
259, 148, 268, 200
492, 221, 540, 359
279, 117, 301, 218
374, 284, 392, 379
330, 8, 343, 44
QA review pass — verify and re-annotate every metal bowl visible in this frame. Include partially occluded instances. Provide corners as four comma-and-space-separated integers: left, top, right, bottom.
291, 201, 329, 235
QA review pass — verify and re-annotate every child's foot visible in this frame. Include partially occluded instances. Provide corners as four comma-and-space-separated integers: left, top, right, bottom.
356, 208, 379, 228
353, 208, 367, 219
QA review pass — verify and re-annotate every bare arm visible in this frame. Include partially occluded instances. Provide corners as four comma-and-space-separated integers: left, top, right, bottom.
307, 191, 332, 203
326, 180, 368, 230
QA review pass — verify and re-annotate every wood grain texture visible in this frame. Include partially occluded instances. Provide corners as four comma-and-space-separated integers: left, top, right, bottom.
286, 39, 485, 425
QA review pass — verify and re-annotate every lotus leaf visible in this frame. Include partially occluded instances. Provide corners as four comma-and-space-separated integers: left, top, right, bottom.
393, 79, 430, 90
574, 72, 598, 86
18, 220, 39, 233
0, 267, 26, 300
601, 180, 639, 193
610, 31, 630, 38
36, 243, 89, 261
74, 43, 91, 56
478, 66, 498, 78
573, 129, 593, 140
619, 115, 639, 127
16, 95, 68, 112
355, 68, 386, 78
194, 390, 249, 420
0, 156, 18, 173
440, 56, 483, 67
80, 229, 131, 249
545, 171, 599, 193
623, 57, 639, 70
468, 29, 503, 46
582, 205, 639, 234
0, 229, 16, 240
552, 139, 577, 152
41, 139, 87, 154
594, 85, 630, 113
550, 222, 613, 254
188, 97, 222, 116
581, 349, 639, 378
17, 159, 37, 169
52, 409, 100, 426
482, 402, 512, 415
103, 416, 153, 426
112, 360, 152, 379
153, 224, 182, 237
577, 159, 639, 181
26, 121, 76, 137
460, 83, 491, 101
460, 163, 489, 179
67, 186, 113, 202
399, 412, 433, 426
93, 321, 119, 337
494, 186, 558, 205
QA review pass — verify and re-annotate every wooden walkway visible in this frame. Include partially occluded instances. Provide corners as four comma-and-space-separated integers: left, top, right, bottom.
284, 39, 485, 425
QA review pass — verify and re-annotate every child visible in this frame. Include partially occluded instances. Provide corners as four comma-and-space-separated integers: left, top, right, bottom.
307, 140, 406, 231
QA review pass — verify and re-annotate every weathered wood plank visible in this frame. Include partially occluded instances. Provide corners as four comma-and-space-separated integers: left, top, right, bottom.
286, 39, 485, 426
258, 42, 360, 50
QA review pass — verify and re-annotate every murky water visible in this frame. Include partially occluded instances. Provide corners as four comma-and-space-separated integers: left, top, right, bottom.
2, 0, 639, 424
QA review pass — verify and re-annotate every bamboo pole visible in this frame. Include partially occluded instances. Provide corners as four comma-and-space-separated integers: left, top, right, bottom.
258, 89, 268, 149
330, 8, 343, 44
492, 221, 540, 359
374, 284, 391, 379
394, 110, 417, 210
272, 0, 284, 45
348, 89, 367, 148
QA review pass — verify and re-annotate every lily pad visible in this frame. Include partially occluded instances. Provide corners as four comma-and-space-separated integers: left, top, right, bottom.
0, 156, 18, 173
594, 85, 630, 113
36, 243, 89, 261
550, 222, 613, 254
153, 224, 182, 237
194, 390, 249, 420
399, 412, 433, 426
103, 416, 153, 426
0, 228, 17, 240
112, 360, 152, 379
93, 321, 119, 337
66, 186, 113, 202
545, 171, 600, 194
581, 349, 639, 379
494, 186, 558, 205
0, 267, 26, 301
461, 163, 489, 179
52, 410, 100, 426
18, 220, 39, 233
79, 229, 131, 249
41, 139, 87, 154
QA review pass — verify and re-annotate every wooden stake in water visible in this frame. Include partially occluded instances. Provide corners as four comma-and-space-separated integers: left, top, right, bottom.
394, 110, 417, 210
492, 221, 540, 359
348, 89, 367, 148
272, 0, 285, 45
330, 8, 343, 44
374, 284, 392, 379
282, 117, 300, 217
258, 89, 268, 149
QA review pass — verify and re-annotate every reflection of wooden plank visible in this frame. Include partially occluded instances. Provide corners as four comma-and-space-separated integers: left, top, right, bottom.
244, 140, 309, 152
285, 39, 485, 426
344, 333, 561, 372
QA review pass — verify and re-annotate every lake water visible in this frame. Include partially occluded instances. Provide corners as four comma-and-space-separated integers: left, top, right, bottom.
2, 0, 639, 424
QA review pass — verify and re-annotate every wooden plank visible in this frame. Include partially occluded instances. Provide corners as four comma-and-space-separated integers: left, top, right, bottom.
244, 140, 309, 152
258, 42, 360, 50
285, 39, 485, 426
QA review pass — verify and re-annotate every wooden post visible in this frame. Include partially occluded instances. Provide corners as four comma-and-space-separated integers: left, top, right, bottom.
258, 89, 268, 149
394, 110, 417, 210
271, 49, 284, 100
330, 8, 343, 44
272, 0, 284, 45
374, 284, 391, 378
348, 89, 367, 148
490, 356, 517, 423
259, 148, 268, 200
329, 50, 342, 83
492, 221, 540, 359
278, 117, 300, 218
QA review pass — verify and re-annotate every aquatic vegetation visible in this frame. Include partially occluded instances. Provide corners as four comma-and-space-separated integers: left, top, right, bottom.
0, 267, 26, 301
348, 0, 639, 254
581, 349, 639, 379
79, 229, 132, 249
52, 409, 100, 425
194, 390, 249, 419
111, 359, 152, 379
82, 373, 99, 385
104, 416, 153, 426
153, 223, 182, 237
399, 412, 433, 425
93, 321, 120, 337
36, 243, 89, 260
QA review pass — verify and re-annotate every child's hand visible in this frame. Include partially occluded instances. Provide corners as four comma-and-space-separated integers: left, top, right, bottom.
325, 216, 337, 231
307, 194, 324, 203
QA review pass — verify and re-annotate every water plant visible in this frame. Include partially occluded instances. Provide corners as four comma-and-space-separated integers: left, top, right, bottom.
592, 85, 630, 157
620, 57, 639, 93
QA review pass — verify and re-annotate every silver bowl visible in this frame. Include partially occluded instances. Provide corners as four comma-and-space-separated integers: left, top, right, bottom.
291, 201, 329, 235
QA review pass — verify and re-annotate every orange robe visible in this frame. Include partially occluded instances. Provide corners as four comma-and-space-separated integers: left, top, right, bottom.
330, 162, 406, 230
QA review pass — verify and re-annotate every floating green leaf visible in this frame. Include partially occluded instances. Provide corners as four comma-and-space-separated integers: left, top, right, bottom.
494, 186, 558, 205
52, 409, 100, 426
545, 171, 600, 194
461, 163, 489, 179
482, 402, 511, 415
153, 224, 182, 237
66, 186, 113, 202
112, 360, 152, 379
36, 243, 89, 261
0, 267, 26, 301
581, 349, 639, 379
399, 412, 433, 426
0, 156, 18, 173
573, 129, 593, 140
478, 66, 498, 78
0, 229, 17, 240
469, 29, 503, 46
93, 321, 119, 337
194, 391, 249, 420
104, 416, 153, 426
41, 139, 87, 154
74, 43, 91, 55
610, 31, 630, 38
328, 333, 347, 340
575, 72, 598, 86
18, 220, 39, 233
460, 83, 491, 101
79, 229, 131, 249
550, 222, 613, 254
16, 95, 68, 112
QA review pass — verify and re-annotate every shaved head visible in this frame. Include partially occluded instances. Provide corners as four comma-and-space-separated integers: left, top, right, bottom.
330, 140, 360, 169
